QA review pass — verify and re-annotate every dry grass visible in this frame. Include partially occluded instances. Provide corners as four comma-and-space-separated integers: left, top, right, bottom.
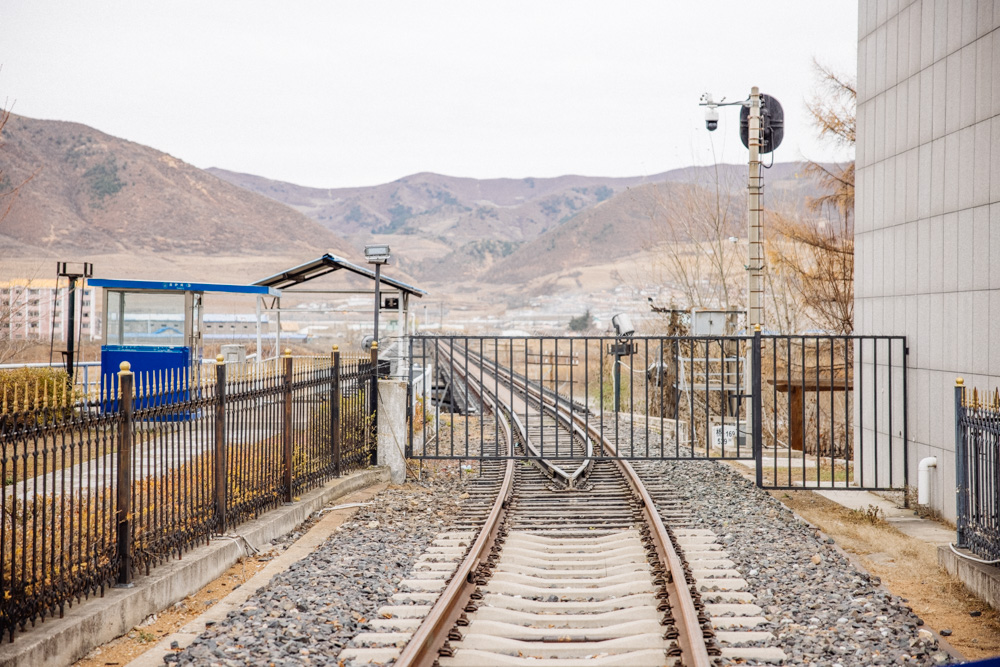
72, 552, 271, 667
776, 490, 1000, 661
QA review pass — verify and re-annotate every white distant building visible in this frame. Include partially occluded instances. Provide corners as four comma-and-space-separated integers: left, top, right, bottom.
0, 280, 99, 342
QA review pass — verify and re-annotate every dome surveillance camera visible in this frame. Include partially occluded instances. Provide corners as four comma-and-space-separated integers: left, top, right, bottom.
705, 107, 719, 131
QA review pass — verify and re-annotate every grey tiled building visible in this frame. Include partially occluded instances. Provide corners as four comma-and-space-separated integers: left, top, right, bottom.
856, 0, 1000, 520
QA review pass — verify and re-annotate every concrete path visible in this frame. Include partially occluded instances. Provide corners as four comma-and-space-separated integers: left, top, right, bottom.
9, 423, 281, 498
814, 488, 955, 545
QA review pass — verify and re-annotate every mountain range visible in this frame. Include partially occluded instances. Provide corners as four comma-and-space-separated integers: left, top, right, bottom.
0, 114, 351, 262
1, 112, 826, 300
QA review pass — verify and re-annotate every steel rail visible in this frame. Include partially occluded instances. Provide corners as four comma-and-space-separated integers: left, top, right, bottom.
395, 345, 515, 667
398, 341, 711, 667
451, 342, 593, 483
505, 355, 713, 666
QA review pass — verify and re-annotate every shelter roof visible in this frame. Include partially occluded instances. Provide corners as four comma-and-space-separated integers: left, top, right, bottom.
253, 253, 426, 297
88, 278, 280, 296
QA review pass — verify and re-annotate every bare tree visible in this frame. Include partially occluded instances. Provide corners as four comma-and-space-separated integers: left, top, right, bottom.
637, 167, 746, 314
0, 278, 39, 364
769, 60, 855, 333
0, 92, 41, 363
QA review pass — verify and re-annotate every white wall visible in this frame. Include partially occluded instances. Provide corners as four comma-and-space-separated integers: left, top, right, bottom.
856, 0, 1000, 520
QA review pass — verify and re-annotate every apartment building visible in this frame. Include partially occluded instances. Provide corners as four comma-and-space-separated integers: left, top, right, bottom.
0, 280, 99, 341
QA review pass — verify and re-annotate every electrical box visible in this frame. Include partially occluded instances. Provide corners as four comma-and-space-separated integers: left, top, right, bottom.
221, 344, 247, 365
691, 309, 739, 336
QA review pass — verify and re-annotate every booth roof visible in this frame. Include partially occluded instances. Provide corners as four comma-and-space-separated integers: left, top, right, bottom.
253, 253, 426, 297
88, 278, 280, 297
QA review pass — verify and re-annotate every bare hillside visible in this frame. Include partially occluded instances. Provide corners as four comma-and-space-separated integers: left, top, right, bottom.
0, 114, 353, 259
209, 162, 824, 290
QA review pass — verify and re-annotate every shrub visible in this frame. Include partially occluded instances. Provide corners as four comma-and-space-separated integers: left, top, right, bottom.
0, 367, 82, 429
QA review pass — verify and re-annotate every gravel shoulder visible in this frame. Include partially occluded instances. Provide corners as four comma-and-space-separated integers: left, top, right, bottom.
169, 462, 468, 666
639, 460, 957, 666
773, 486, 1000, 662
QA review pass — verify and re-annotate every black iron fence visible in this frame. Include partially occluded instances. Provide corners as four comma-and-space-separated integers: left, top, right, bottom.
408, 333, 908, 492
757, 335, 908, 491
955, 382, 1000, 561
0, 349, 377, 641
409, 335, 754, 462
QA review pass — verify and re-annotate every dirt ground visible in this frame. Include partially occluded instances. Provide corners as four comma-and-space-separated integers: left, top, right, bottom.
73, 552, 272, 667
775, 489, 1000, 662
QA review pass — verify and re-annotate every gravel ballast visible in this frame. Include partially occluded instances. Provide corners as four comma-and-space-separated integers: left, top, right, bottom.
171, 466, 468, 666
170, 454, 955, 666
637, 460, 954, 666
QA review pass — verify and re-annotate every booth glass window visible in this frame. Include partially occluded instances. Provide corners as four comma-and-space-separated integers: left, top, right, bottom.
106, 290, 122, 345
120, 292, 186, 347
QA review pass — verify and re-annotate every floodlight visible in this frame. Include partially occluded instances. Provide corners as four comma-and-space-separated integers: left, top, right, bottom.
365, 244, 391, 264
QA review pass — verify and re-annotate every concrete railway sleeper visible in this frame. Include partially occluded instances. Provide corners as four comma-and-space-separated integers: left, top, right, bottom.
353, 341, 714, 666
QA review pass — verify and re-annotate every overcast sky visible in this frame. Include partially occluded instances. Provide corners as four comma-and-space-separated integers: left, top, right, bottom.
0, 2, 857, 189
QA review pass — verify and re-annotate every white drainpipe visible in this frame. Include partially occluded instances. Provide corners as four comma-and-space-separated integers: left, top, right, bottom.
918, 457, 937, 506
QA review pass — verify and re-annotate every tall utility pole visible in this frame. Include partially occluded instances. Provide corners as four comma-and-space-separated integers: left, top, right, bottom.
747, 87, 764, 329
700, 88, 782, 331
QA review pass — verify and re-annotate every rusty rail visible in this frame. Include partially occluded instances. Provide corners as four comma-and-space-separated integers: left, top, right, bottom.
395, 347, 514, 667
396, 341, 711, 667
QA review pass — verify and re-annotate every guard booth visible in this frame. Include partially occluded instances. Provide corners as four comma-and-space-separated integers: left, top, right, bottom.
89, 279, 280, 409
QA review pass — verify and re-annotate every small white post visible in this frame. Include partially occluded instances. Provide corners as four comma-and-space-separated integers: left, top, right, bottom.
255, 295, 263, 363
377, 378, 407, 483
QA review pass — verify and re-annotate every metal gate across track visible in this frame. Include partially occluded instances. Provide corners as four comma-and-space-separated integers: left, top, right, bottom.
408, 331, 908, 493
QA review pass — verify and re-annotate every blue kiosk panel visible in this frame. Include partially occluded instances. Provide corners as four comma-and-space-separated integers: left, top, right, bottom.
101, 345, 191, 412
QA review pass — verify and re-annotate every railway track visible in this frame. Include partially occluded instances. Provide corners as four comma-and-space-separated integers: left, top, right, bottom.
342, 341, 784, 666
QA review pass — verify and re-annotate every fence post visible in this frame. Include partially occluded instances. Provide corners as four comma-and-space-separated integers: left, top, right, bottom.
282, 349, 293, 503
955, 377, 969, 549
332, 345, 341, 477
115, 361, 134, 587
370, 341, 379, 466
215, 355, 227, 533
752, 326, 763, 489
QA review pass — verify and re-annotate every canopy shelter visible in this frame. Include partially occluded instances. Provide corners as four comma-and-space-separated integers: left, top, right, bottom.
88, 278, 280, 404
253, 253, 426, 363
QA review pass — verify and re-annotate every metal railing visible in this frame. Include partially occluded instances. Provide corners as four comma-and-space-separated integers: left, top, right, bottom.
407, 333, 909, 492
0, 349, 377, 641
409, 335, 755, 462
757, 334, 908, 491
955, 381, 1000, 561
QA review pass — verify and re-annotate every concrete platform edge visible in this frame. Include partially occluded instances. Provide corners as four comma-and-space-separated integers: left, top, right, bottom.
938, 544, 1000, 613
0, 467, 389, 667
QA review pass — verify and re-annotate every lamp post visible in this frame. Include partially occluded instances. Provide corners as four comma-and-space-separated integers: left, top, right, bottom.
364, 244, 390, 346
56, 261, 93, 380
